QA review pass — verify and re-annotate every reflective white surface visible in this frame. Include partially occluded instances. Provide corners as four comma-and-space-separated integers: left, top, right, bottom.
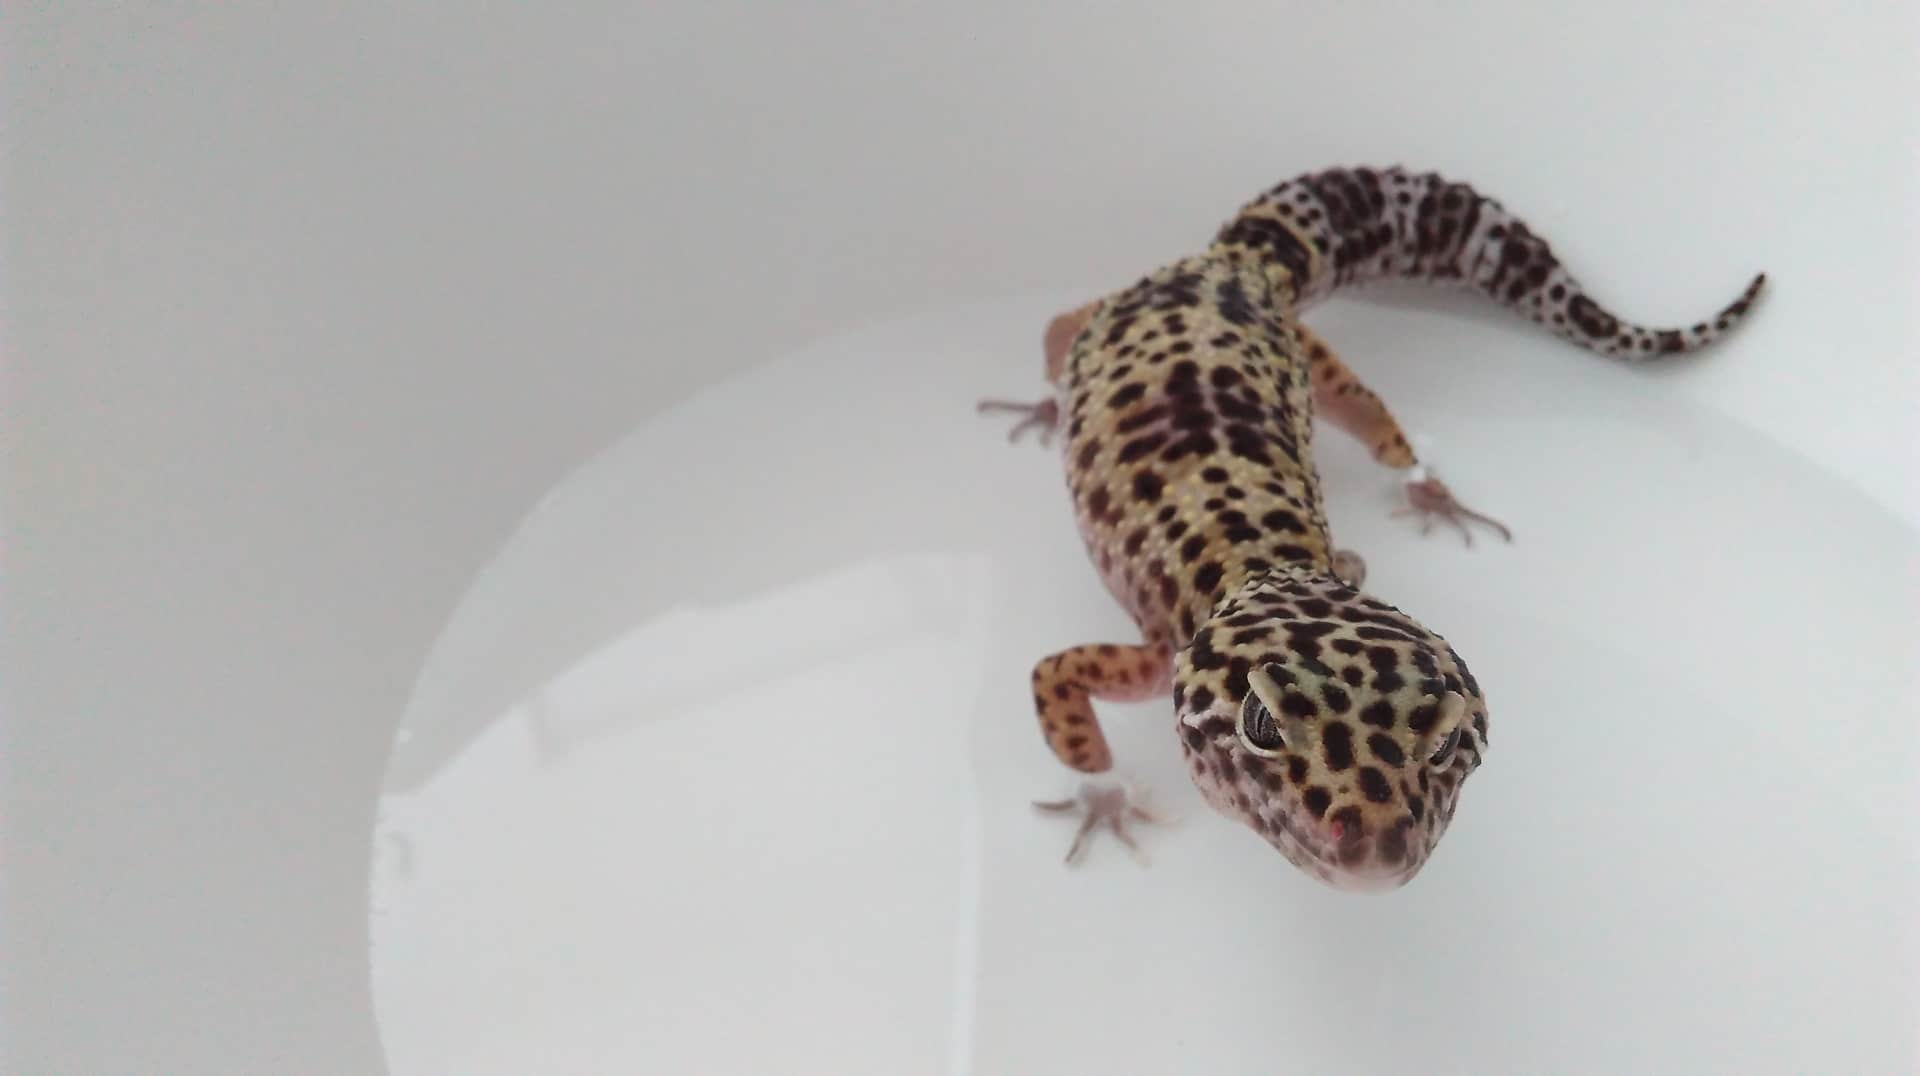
372, 298, 1915, 1074
11, 4, 1917, 1073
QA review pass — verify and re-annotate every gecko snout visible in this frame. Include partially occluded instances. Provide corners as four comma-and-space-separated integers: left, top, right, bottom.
1320, 811, 1422, 891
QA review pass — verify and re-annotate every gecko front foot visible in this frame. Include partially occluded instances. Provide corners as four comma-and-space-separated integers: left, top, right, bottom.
1033, 782, 1168, 865
977, 397, 1060, 445
1396, 474, 1513, 546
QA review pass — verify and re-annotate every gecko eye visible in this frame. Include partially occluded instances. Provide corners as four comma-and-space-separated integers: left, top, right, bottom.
1424, 691, 1469, 767
1238, 691, 1287, 756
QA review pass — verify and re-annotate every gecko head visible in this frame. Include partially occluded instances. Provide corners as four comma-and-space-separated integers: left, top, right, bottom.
1170, 567, 1487, 892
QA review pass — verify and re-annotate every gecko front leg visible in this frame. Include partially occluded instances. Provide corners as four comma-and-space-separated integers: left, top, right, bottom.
1300, 323, 1512, 545
1026, 641, 1171, 864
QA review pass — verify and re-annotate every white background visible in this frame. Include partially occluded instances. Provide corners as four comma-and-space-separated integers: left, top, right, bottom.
5, 3, 1915, 1073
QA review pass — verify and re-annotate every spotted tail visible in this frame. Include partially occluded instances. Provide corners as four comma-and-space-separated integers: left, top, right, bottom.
1212, 165, 1765, 361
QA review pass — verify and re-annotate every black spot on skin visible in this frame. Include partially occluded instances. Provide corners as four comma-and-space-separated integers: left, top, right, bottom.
1187, 687, 1215, 713
1377, 820, 1409, 863
1567, 294, 1619, 338
1261, 509, 1304, 531
1319, 683, 1351, 713
1321, 721, 1354, 771
1281, 690, 1318, 719
1087, 488, 1110, 517
1329, 805, 1364, 838
1301, 786, 1332, 818
1193, 562, 1224, 593
1180, 535, 1208, 562
1117, 433, 1168, 463
1358, 766, 1392, 803
1132, 470, 1164, 503
1201, 466, 1230, 483
1181, 725, 1205, 751
1287, 756, 1309, 783
1115, 404, 1167, 434
1359, 700, 1396, 729
1407, 701, 1440, 734
1367, 732, 1405, 766
1188, 630, 1228, 671
1161, 433, 1218, 462
1224, 658, 1251, 699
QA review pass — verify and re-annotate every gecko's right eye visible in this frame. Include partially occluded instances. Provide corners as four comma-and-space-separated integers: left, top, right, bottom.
1238, 691, 1287, 757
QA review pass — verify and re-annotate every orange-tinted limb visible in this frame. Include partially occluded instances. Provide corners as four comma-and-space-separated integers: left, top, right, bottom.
1029, 642, 1170, 773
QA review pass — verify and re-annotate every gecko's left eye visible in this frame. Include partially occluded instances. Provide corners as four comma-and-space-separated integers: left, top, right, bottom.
1424, 691, 1468, 767
1238, 691, 1287, 757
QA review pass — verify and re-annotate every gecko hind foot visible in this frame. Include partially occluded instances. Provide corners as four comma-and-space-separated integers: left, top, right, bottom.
1395, 475, 1513, 547
1330, 548, 1367, 588
977, 397, 1060, 445
1033, 782, 1168, 865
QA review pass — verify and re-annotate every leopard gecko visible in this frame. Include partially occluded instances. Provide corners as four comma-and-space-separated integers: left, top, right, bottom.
980, 165, 1764, 890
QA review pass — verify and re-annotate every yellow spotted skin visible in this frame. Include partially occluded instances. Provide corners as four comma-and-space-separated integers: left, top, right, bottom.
1034, 250, 1487, 890
1002, 164, 1765, 889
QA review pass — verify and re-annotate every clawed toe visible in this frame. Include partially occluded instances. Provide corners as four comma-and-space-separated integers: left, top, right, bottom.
978, 398, 1060, 445
1401, 475, 1512, 546
1034, 782, 1168, 865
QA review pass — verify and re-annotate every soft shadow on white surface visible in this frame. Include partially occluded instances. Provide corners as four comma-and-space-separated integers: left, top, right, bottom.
371, 298, 1915, 1074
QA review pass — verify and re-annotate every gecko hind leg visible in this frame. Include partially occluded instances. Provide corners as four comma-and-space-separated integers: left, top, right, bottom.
976, 398, 1059, 444
1301, 322, 1513, 546
975, 300, 1101, 446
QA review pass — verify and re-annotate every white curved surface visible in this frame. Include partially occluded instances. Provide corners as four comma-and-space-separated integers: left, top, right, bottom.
10, 4, 1917, 1073
372, 297, 1915, 1074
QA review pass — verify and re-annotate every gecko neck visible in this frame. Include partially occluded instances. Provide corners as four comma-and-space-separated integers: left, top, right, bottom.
1174, 543, 1334, 649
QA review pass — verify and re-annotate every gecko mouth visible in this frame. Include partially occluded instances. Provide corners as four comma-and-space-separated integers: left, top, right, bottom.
1257, 793, 1423, 892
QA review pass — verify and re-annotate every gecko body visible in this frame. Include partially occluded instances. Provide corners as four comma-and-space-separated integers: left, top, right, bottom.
989, 166, 1764, 890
